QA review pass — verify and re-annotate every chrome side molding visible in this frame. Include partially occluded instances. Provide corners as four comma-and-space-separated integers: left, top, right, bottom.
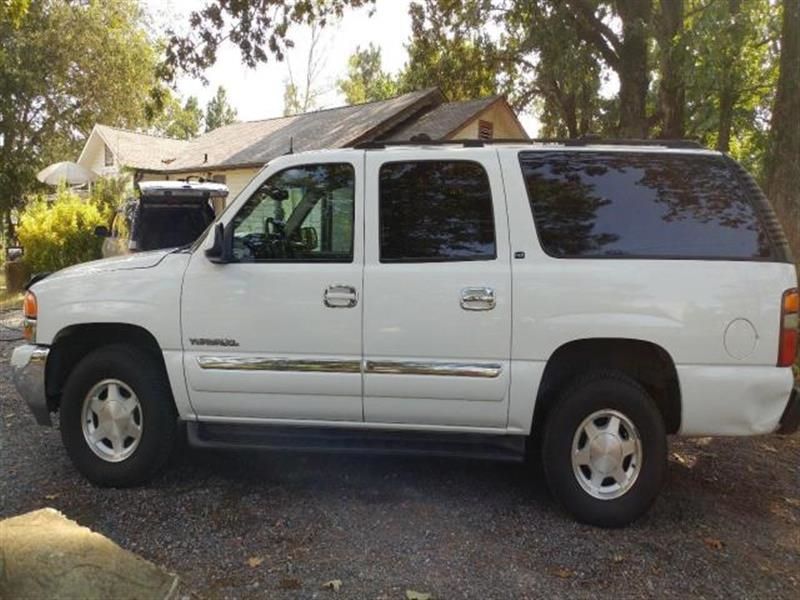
365, 360, 503, 379
197, 356, 361, 373
197, 357, 503, 378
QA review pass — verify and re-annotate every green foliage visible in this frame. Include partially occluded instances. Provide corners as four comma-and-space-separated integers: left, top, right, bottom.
151, 93, 204, 140
337, 44, 398, 104
398, 1, 500, 101
205, 86, 238, 131
0, 0, 162, 224
89, 177, 129, 222
684, 0, 779, 166
0, 0, 29, 27
17, 188, 106, 274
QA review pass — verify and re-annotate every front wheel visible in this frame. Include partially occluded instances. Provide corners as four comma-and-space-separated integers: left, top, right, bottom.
60, 345, 177, 487
541, 371, 667, 528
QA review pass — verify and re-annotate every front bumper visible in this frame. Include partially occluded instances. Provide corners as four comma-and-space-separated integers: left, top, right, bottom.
777, 386, 800, 434
10, 344, 51, 426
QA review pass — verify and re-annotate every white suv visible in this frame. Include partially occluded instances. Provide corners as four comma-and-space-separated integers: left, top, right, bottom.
11, 140, 799, 527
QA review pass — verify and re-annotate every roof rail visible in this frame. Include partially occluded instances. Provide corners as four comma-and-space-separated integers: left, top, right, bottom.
354, 136, 706, 150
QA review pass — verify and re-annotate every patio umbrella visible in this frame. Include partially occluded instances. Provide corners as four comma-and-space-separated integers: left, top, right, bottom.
36, 161, 98, 186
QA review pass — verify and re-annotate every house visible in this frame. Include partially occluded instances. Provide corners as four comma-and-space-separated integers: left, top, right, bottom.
77, 87, 528, 202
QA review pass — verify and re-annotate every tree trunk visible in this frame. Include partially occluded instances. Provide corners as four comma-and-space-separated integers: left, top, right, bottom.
716, 88, 735, 152
656, 0, 685, 138
617, 0, 652, 138
765, 0, 800, 257
716, 0, 743, 153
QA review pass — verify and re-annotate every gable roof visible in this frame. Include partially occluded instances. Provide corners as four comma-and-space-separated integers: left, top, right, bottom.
381, 96, 503, 141
84, 125, 189, 171
162, 87, 444, 173
81, 88, 526, 175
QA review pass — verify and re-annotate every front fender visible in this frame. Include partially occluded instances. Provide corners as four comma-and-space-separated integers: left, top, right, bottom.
32, 253, 189, 350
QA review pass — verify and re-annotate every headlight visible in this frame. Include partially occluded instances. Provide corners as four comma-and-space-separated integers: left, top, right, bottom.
22, 290, 37, 342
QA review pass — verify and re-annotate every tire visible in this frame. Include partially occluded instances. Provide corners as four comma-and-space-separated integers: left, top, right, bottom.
541, 370, 667, 528
60, 344, 177, 487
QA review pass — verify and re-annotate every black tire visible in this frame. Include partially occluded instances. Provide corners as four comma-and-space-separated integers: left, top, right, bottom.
60, 344, 177, 487
541, 370, 667, 528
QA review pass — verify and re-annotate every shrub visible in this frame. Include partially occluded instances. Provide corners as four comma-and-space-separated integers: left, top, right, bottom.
17, 188, 106, 274
90, 176, 129, 222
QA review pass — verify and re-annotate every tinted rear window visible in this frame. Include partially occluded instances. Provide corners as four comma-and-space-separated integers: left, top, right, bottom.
520, 151, 772, 259
379, 160, 496, 262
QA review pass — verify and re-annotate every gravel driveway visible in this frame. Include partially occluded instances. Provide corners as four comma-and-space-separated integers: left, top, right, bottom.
1, 330, 799, 599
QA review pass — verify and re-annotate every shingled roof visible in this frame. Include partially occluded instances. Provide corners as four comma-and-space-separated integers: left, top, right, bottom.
161, 87, 444, 173
83, 88, 523, 175
381, 96, 503, 141
90, 125, 188, 171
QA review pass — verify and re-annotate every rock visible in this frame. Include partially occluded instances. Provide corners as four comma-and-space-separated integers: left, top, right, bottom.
0, 508, 178, 599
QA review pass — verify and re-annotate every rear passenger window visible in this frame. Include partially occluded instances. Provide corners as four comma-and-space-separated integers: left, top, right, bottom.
379, 160, 496, 262
520, 151, 772, 259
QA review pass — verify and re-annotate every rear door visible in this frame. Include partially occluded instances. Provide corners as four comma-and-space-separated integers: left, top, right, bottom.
362, 149, 513, 428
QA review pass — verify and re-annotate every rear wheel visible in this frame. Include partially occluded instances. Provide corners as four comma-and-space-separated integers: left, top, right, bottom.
541, 371, 667, 527
60, 345, 177, 487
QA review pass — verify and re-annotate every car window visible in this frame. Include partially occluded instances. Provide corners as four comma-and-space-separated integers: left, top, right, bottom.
231, 163, 355, 262
379, 160, 496, 262
519, 151, 773, 259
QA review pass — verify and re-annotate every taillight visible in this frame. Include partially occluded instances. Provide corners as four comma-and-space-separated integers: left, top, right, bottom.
22, 290, 37, 342
778, 288, 799, 367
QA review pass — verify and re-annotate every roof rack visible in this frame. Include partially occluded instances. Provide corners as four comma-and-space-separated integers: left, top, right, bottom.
355, 136, 706, 150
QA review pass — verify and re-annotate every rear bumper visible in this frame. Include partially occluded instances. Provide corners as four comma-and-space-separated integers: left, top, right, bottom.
777, 386, 800, 434
10, 344, 51, 426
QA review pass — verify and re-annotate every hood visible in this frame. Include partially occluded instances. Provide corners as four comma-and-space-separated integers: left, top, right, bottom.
37, 249, 172, 284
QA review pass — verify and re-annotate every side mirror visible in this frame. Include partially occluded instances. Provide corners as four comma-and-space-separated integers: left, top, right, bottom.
205, 223, 233, 263
94, 225, 110, 238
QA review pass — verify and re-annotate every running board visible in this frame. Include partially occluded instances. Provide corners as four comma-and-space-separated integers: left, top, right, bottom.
186, 422, 526, 462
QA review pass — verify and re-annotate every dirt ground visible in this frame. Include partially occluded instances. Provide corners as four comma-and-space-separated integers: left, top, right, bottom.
1, 332, 799, 599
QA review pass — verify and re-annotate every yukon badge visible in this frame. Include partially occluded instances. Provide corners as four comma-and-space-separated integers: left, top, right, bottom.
189, 337, 240, 347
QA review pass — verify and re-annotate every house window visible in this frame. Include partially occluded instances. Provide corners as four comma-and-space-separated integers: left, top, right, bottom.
211, 174, 227, 184
478, 120, 494, 140
104, 144, 114, 167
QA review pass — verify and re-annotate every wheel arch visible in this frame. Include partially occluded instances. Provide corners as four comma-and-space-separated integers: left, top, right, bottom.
533, 338, 682, 434
45, 323, 167, 413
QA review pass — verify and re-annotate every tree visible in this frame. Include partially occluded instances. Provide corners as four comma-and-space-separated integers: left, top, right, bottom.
684, 0, 779, 170
0, 0, 29, 27
765, 0, 800, 257
0, 0, 162, 225
165, 0, 376, 81
282, 24, 328, 115
337, 43, 398, 104
563, 0, 652, 138
655, 0, 687, 138
151, 93, 204, 139
397, 1, 500, 101
205, 86, 238, 131
503, 2, 604, 138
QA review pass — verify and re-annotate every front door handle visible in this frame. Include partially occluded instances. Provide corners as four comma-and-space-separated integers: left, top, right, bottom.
460, 287, 496, 311
324, 284, 358, 308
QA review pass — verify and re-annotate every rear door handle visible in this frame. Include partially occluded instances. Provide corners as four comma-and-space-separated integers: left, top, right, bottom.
460, 287, 496, 311
324, 284, 358, 308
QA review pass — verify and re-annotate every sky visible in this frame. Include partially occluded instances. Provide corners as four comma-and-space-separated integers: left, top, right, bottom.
143, 0, 539, 135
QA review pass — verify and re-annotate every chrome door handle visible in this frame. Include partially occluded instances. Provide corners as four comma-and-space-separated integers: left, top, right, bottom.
460, 287, 496, 311
324, 284, 358, 308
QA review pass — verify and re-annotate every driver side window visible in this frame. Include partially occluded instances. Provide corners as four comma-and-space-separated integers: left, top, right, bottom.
231, 163, 355, 262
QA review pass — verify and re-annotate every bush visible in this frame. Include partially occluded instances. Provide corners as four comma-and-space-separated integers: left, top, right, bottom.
90, 176, 129, 222
17, 188, 106, 274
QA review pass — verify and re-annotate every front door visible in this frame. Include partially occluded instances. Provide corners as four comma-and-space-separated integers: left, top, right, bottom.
362, 151, 513, 428
182, 156, 364, 422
